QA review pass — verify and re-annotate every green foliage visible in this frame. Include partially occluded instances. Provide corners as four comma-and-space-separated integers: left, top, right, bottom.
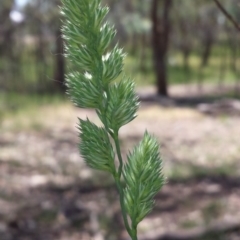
61, 0, 165, 239
66, 72, 101, 108
97, 79, 139, 131
123, 132, 164, 226
79, 119, 115, 173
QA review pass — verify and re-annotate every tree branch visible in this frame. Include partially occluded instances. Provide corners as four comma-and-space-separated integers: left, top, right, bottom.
213, 0, 240, 32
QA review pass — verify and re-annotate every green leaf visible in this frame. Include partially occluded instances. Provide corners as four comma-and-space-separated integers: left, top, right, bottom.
123, 132, 165, 226
79, 119, 115, 173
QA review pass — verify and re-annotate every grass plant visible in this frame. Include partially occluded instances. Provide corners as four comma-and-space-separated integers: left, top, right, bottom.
61, 0, 165, 239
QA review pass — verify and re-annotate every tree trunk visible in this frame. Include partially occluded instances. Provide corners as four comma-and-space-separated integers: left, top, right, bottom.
54, 27, 65, 92
151, 0, 172, 96
201, 36, 213, 67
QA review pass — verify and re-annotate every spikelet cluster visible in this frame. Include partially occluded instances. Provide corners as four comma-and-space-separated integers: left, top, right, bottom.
61, 0, 165, 235
123, 132, 165, 226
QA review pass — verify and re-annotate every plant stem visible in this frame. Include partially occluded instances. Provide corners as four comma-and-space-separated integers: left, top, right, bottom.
131, 227, 138, 240
99, 98, 132, 237
94, 31, 135, 240
112, 131, 134, 238
114, 175, 132, 237
113, 131, 123, 177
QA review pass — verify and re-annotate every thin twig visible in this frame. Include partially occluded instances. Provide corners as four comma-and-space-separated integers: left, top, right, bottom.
213, 0, 240, 32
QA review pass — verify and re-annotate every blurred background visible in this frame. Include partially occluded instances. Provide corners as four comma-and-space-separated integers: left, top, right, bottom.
1, 0, 240, 239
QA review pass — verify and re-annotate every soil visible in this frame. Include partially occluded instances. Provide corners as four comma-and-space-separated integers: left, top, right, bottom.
1, 86, 240, 240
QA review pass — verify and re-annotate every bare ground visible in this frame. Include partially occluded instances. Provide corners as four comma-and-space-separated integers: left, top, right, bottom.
1, 86, 240, 240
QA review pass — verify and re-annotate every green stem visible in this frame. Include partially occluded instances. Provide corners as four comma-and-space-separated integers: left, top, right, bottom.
131, 227, 138, 240
99, 92, 132, 237
112, 131, 134, 238
92, 29, 134, 239
113, 131, 123, 177
114, 175, 132, 237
